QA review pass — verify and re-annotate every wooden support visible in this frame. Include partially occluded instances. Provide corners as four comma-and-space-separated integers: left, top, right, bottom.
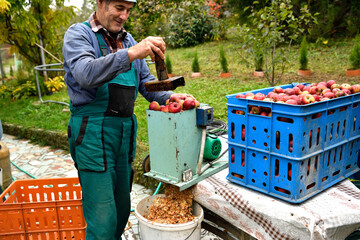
202, 206, 253, 240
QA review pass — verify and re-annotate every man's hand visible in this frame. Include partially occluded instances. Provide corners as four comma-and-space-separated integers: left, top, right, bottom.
128, 37, 166, 63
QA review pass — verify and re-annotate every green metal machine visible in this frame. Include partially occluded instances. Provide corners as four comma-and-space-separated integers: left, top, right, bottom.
144, 105, 228, 191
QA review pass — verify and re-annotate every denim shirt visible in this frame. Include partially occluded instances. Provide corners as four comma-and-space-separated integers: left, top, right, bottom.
62, 21, 172, 107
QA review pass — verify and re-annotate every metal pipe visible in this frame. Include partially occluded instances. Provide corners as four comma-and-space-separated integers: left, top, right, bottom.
197, 128, 207, 175
34, 63, 69, 106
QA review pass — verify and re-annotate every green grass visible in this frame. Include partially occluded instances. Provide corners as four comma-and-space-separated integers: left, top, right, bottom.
1, 37, 360, 159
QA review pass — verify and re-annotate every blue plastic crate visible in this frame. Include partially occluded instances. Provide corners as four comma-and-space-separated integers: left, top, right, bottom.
226, 83, 360, 203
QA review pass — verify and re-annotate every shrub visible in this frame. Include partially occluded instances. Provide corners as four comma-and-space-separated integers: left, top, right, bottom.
165, 56, 173, 74
192, 51, 200, 73
349, 36, 360, 70
0, 85, 11, 99
299, 37, 309, 70
219, 45, 228, 73
11, 81, 37, 99
45, 76, 66, 93
166, 3, 214, 48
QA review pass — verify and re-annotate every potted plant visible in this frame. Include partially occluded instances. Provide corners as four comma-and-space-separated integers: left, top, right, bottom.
298, 36, 311, 76
253, 52, 264, 77
346, 36, 360, 76
165, 56, 173, 78
191, 51, 201, 78
219, 45, 230, 78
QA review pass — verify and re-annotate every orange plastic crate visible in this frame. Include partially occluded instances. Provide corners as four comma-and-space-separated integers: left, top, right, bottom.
0, 178, 86, 240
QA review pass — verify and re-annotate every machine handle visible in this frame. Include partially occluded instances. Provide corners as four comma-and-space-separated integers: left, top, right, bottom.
154, 52, 169, 81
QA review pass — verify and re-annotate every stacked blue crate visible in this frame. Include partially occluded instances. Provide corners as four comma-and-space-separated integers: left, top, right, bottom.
226, 83, 360, 203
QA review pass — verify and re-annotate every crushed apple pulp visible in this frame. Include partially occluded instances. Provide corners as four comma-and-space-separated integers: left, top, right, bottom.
144, 185, 195, 224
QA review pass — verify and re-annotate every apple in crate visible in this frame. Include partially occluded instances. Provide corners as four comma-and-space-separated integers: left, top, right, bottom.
351, 84, 360, 93
285, 99, 298, 105
273, 87, 284, 93
292, 86, 301, 95
323, 92, 335, 99
301, 94, 315, 104
340, 83, 352, 91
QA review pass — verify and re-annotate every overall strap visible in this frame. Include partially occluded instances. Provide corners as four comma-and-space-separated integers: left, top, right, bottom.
82, 21, 108, 57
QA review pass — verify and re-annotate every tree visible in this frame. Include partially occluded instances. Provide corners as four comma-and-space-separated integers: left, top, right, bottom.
0, 0, 10, 13
236, 0, 317, 86
72, 0, 96, 24
0, 0, 75, 66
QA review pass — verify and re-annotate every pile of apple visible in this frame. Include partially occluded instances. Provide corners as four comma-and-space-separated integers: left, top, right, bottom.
148, 94, 200, 113
235, 80, 360, 105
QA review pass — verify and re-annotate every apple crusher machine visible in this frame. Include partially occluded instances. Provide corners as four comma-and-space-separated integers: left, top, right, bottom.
143, 53, 228, 191
144, 105, 228, 190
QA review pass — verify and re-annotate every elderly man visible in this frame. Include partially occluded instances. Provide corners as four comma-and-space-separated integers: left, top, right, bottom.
63, 0, 184, 239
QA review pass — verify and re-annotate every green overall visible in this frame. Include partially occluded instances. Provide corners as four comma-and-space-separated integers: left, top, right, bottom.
67, 22, 138, 240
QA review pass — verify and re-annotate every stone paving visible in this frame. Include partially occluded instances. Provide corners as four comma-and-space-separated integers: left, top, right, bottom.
1, 134, 221, 240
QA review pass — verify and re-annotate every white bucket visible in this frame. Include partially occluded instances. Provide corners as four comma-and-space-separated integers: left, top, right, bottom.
135, 194, 204, 240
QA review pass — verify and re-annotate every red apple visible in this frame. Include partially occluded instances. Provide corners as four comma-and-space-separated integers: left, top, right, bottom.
290, 95, 301, 105
322, 88, 331, 94
195, 100, 200, 108
267, 92, 276, 98
245, 92, 255, 98
317, 85, 327, 92
263, 98, 273, 102
254, 93, 266, 100
309, 86, 320, 95
335, 90, 345, 98
310, 83, 317, 87
341, 83, 352, 91
331, 83, 340, 90
168, 102, 182, 113
285, 99, 298, 105
320, 97, 330, 101
149, 101, 161, 111
343, 89, 351, 95
270, 93, 278, 101
301, 94, 316, 104
323, 92, 335, 99
327, 80, 336, 88
260, 111, 268, 116
292, 87, 301, 95
160, 105, 169, 112
297, 84, 305, 91
303, 86, 311, 92
235, 94, 245, 98
351, 84, 360, 93
275, 94, 286, 102
183, 98, 196, 110
273, 87, 284, 93
251, 106, 261, 115
284, 88, 295, 95
318, 82, 327, 87
169, 95, 181, 103
301, 90, 309, 95
312, 94, 320, 102
332, 88, 340, 94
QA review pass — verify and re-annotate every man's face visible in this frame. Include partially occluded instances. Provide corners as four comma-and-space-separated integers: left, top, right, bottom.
97, 0, 134, 33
